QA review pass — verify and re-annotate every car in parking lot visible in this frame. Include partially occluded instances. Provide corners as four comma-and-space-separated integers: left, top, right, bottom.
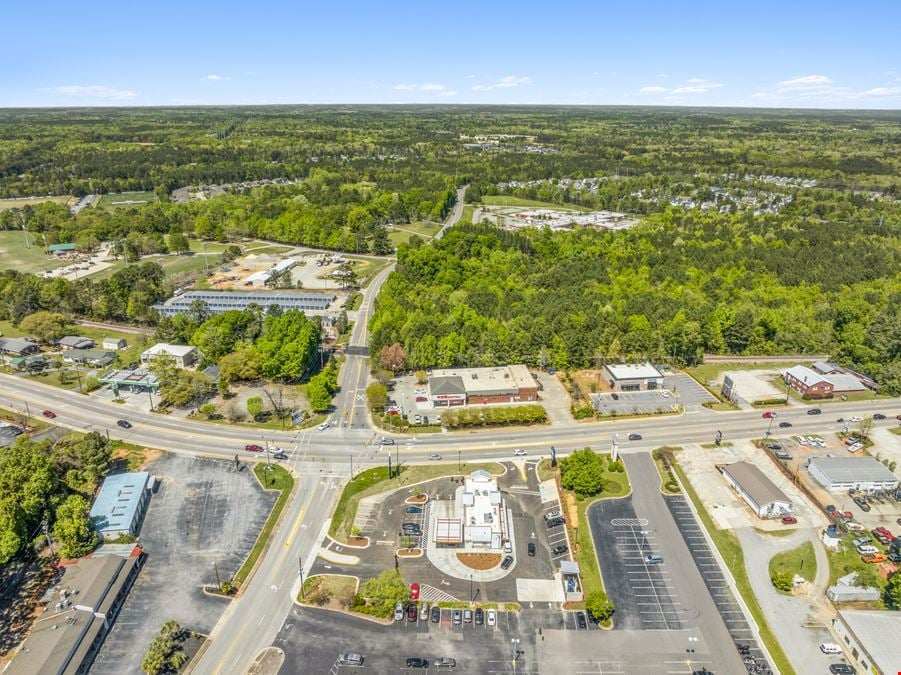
765, 442, 782, 450
853, 496, 871, 512
807, 408, 822, 415
551, 544, 568, 556
660, 390, 670, 398
406, 604, 417, 622
431, 605, 441, 623
405, 506, 423, 514
781, 516, 797, 525
546, 517, 565, 528
627, 433, 642, 441
420, 603, 429, 621
463, 608, 472, 623
820, 643, 842, 654
888, 551, 901, 563
544, 509, 562, 521
856, 544, 878, 555
778, 421, 792, 428
116, 419, 132, 429
42, 410, 56, 418
433, 657, 456, 669
452, 609, 462, 625
501, 555, 514, 570
406, 657, 429, 668
245, 444, 263, 453
861, 553, 887, 564
829, 664, 855, 674
410, 583, 420, 600
528, 542, 536, 557
644, 553, 664, 564
775, 450, 792, 460
475, 608, 483, 625
394, 602, 405, 621
415, 396, 427, 402
576, 611, 587, 629
338, 653, 364, 667
428, 453, 442, 460
487, 608, 496, 626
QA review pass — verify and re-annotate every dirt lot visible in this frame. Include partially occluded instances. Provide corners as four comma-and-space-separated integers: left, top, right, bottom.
721, 369, 788, 404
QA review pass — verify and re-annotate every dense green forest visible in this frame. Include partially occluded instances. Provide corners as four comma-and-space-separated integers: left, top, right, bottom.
370, 215, 901, 393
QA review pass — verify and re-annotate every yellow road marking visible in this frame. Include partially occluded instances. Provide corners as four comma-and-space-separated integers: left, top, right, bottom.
285, 508, 305, 548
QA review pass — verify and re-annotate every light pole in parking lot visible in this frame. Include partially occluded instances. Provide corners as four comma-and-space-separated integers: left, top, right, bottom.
685, 635, 698, 670
298, 556, 305, 600
511, 638, 520, 673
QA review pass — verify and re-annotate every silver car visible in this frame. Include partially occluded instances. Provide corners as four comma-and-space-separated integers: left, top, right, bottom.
338, 653, 364, 667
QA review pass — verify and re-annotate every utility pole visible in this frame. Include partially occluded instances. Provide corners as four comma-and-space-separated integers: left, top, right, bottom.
214, 562, 222, 590
298, 556, 305, 599
458, 450, 461, 471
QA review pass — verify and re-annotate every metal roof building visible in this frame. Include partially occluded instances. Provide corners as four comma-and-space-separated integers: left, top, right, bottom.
602, 362, 664, 391
153, 289, 335, 317
0, 337, 41, 356
720, 461, 793, 518
89, 472, 151, 539
808, 457, 899, 492
833, 610, 901, 674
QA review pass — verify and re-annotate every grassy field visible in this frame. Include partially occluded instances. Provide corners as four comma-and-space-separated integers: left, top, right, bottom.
97, 191, 158, 209
298, 574, 358, 608
827, 533, 889, 587
243, 244, 295, 255
672, 460, 795, 675
330, 462, 505, 543
93, 252, 223, 281
461, 204, 475, 223
0, 231, 72, 274
387, 220, 441, 246
234, 464, 295, 587
686, 362, 800, 387
351, 257, 393, 287
480, 196, 587, 211
0, 195, 73, 211
0, 406, 51, 433
769, 542, 817, 592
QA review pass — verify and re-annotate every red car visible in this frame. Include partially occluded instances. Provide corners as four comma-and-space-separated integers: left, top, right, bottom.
781, 516, 797, 525
409, 583, 420, 600
42, 410, 56, 418
245, 444, 263, 453
762, 412, 775, 419
415, 396, 427, 402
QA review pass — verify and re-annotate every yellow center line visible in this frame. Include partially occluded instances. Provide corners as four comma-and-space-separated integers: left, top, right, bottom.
285, 507, 306, 549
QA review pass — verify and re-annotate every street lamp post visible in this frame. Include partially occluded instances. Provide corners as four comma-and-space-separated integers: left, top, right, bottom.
298, 556, 305, 599
511, 638, 520, 674
686, 636, 698, 670
765, 412, 776, 439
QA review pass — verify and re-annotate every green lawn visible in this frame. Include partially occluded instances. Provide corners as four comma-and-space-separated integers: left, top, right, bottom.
480, 196, 587, 211
0, 406, 51, 433
0, 231, 71, 274
461, 205, 475, 223
827, 533, 888, 587
686, 362, 800, 387
234, 464, 295, 586
329, 462, 505, 543
769, 542, 817, 592
0, 195, 73, 211
298, 574, 358, 607
92, 252, 222, 280
350, 257, 392, 287
672, 460, 795, 675
387, 220, 441, 246
242, 244, 295, 255
97, 191, 158, 209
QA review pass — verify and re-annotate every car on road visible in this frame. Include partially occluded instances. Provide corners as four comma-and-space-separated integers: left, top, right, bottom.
762, 411, 775, 419
528, 542, 536, 557
513, 448, 527, 456
551, 544, 569, 556
475, 608, 484, 625
431, 605, 441, 623
318, 422, 330, 431
820, 643, 842, 654
807, 408, 822, 415
42, 410, 56, 418
848, 416, 862, 423
406, 604, 417, 622
781, 516, 797, 525
272, 451, 288, 460
405, 506, 423, 514
410, 583, 420, 600
428, 453, 442, 461
873, 413, 886, 420
420, 603, 429, 621
829, 664, 855, 674
778, 421, 792, 428
627, 433, 642, 441
245, 444, 263, 453
487, 608, 496, 626
337, 653, 364, 667
644, 553, 664, 564
116, 419, 132, 429
433, 657, 456, 669
576, 611, 587, 629
394, 602, 405, 622
463, 608, 473, 623
610, 392, 619, 400
452, 609, 462, 625
501, 555, 514, 570
406, 657, 429, 668
381, 437, 395, 445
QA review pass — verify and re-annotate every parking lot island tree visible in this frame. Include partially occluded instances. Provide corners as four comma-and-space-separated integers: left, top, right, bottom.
584, 590, 615, 624
352, 569, 409, 618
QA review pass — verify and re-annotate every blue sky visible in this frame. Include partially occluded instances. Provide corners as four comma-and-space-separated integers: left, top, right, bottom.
4, 1, 900, 108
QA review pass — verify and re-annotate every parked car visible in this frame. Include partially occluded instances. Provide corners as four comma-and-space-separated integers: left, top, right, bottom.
381, 437, 395, 445
660, 390, 670, 398
853, 497, 871, 512
544, 509, 562, 521
413, 415, 422, 424
452, 609, 462, 625
501, 555, 514, 570
116, 419, 132, 429
820, 643, 842, 654
762, 411, 775, 419
338, 653, 364, 667
887, 551, 901, 564
826, 504, 837, 513
394, 602, 405, 621
861, 553, 887, 564
828, 664, 855, 674
406, 657, 429, 668
428, 453, 442, 461
576, 611, 587, 629
644, 553, 664, 564
407, 604, 417, 622
415, 396, 427, 402
463, 608, 472, 623
546, 517, 565, 528
628, 433, 642, 441
431, 605, 441, 623
856, 545, 878, 555
420, 603, 429, 621
487, 608, 496, 626
551, 544, 568, 556
513, 448, 527, 456
775, 451, 792, 460
405, 506, 423, 514
410, 583, 420, 600
778, 421, 792, 428
245, 444, 263, 453
528, 542, 536, 557
845, 521, 865, 531
433, 657, 456, 669
781, 516, 797, 525
807, 408, 822, 415
475, 608, 484, 625
42, 410, 56, 418
765, 443, 782, 450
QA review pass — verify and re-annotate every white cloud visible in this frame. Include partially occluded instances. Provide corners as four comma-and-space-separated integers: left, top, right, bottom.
639, 85, 668, 94
776, 74, 832, 90
419, 83, 447, 92
671, 86, 707, 94
43, 85, 137, 100
857, 87, 901, 97
205, 74, 229, 81
393, 83, 451, 93
751, 75, 901, 105
471, 75, 532, 92
438, 90, 458, 97
673, 79, 723, 93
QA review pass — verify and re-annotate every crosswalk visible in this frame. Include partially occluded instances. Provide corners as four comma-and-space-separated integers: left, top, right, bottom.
418, 584, 458, 602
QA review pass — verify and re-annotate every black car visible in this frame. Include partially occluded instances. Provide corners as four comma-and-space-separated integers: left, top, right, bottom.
116, 419, 132, 429
406, 604, 417, 622
628, 433, 642, 441
778, 421, 792, 428
765, 443, 783, 450
873, 413, 886, 420
829, 664, 856, 674
611, 393, 619, 400
272, 451, 288, 460
501, 555, 514, 570
528, 542, 536, 557
405, 506, 423, 514
551, 544, 569, 556
807, 408, 822, 415
887, 551, 901, 563
853, 496, 871, 512
406, 658, 429, 668
576, 611, 587, 629
546, 517, 565, 528
431, 605, 441, 623
475, 608, 484, 625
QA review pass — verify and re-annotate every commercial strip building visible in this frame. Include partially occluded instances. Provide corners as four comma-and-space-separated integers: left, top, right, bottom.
719, 461, 793, 518
832, 610, 901, 675
602, 362, 664, 391
153, 289, 336, 317
5, 546, 145, 675
782, 365, 866, 399
89, 472, 152, 539
140, 343, 199, 368
62, 349, 116, 368
428, 365, 538, 406
808, 457, 899, 493
812, 361, 878, 391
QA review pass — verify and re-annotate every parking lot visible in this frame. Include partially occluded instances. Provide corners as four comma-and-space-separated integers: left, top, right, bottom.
590, 389, 680, 416
587, 498, 682, 630
90, 454, 276, 675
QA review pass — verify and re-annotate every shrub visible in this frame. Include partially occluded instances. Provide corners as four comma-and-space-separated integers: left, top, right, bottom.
585, 590, 615, 622
771, 570, 793, 592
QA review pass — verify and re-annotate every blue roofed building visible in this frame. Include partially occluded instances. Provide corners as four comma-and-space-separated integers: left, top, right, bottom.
89, 472, 152, 539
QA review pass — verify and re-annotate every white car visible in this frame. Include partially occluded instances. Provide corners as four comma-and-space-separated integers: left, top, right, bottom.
429, 453, 442, 461
856, 544, 878, 555
513, 448, 527, 456
848, 416, 862, 423
848, 443, 863, 453
487, 608, 496, 626
338, 653, 364, 667
815, 438, 826, 448
846, 521, 865, 531
796, 436, 808, 446
660, 390, 670, 398
819, 643, 842, 655
318, 422, 330, 431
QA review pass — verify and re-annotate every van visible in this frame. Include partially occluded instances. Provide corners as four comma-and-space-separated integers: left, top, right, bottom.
644, 553, 664, 564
